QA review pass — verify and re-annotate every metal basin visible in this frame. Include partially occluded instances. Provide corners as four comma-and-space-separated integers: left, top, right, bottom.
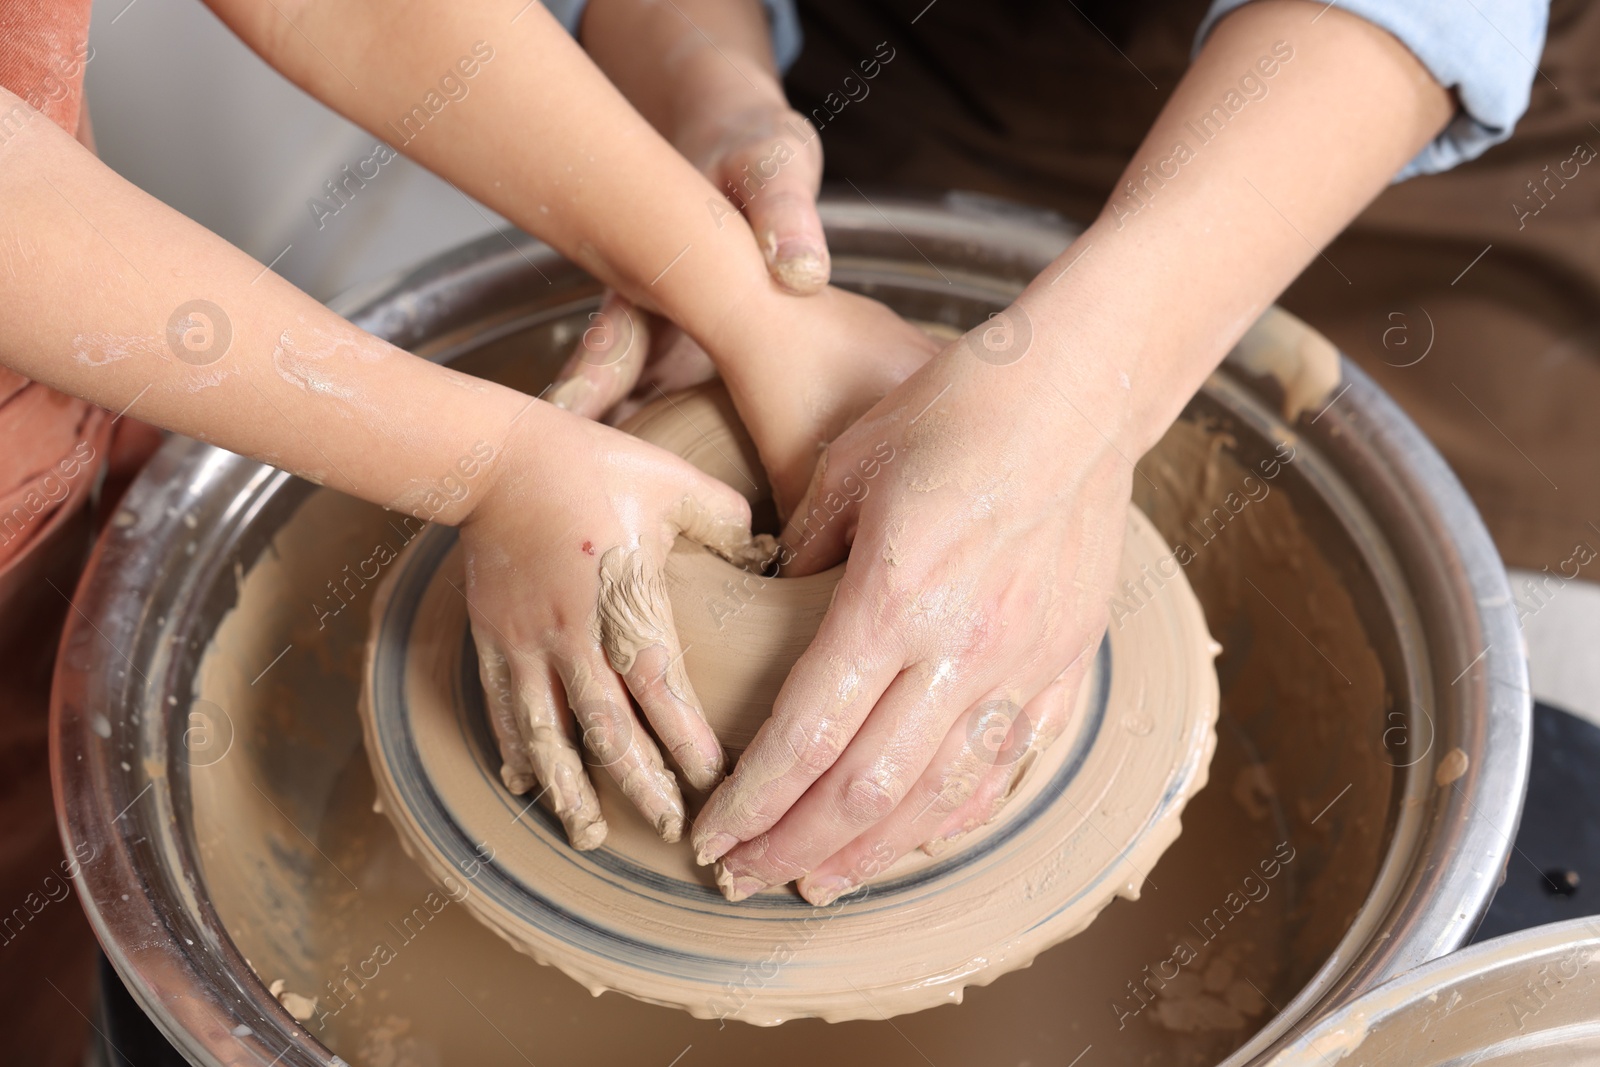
52, 193, 1529, 1066
1262, 916, 1600, 1065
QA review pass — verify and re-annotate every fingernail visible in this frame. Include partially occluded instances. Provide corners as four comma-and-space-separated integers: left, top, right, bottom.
762, 235, 829, 295
920, 826, 972, 858
799, 875, 856, 907
545, 376, 591, 412
657, 810, 685, 843
694, 831, 738, 867
715, 864, 768, 903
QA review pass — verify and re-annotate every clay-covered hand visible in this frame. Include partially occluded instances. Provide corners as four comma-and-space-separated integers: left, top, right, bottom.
552, 286, 943, 520
713, 284, 945, 518
460, 404, 765, 850
543, 101, 830, 425
691, 312, 1136, 903
678, 100, 829, 294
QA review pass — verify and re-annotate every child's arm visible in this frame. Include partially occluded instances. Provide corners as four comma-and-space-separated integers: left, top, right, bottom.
0, 92, 754, 849
202, 0, 776, 363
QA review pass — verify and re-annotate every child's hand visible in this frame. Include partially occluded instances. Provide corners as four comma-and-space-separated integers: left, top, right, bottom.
712, 285, 944, 518
460, 405, 764, 850
550, 286, 940, 519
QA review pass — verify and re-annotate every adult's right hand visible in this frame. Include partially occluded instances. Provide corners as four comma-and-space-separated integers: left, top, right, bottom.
691, 307, 1136, 903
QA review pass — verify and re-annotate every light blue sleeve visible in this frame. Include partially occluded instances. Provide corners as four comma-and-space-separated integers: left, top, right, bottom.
1195, 0, 1550, 179
541, 0, 803, 71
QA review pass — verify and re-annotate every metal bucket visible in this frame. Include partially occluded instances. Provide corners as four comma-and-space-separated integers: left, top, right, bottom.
1261, 916, 1600, 1064
52, 194, 1529, 1066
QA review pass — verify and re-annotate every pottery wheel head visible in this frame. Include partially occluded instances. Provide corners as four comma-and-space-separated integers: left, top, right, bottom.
360, 381, 1220, 1024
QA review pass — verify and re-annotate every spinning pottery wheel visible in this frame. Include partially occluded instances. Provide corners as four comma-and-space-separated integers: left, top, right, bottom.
360, 381, 1220, 1025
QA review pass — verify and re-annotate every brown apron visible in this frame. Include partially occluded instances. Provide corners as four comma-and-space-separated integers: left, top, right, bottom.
787, 0, 1600, 571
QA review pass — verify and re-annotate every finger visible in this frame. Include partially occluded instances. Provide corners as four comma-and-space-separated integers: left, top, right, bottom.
795, 703, 997, 906
921, 649, 1090, 856
715, 117, 828, 295
639, 325, 718, 394
669, 471, 772, 570
557, 648, 687, 843
690, 588, 899, 870
546, 291, 647, 419
749, 186, 830, 295
595, 546, 725, 792
626, 645, 724, 790
605, 326, 717, 427
777, 449, 859, 576
472, 632, 538, 794
712, 660, 987, 900
472, 626, 608, 850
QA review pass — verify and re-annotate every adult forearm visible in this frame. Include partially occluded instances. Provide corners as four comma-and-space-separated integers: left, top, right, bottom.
203, 0, 776, 348
578, 0, 833, 299
1024, 0, 1451, 453
581, 0, 784, 142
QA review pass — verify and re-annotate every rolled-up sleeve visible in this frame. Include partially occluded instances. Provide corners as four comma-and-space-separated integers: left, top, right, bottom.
542, 0, 803, 71
1195, 0, 1550, 180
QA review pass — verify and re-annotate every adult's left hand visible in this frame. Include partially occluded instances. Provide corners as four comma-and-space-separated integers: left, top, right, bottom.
676, 99, 829, 295
691, 303, 1139, 905
544, 98, 830, 422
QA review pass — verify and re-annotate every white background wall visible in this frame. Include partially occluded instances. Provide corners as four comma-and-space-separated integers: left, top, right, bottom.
85, 0, 508, 303
1509, 569, 1600, 728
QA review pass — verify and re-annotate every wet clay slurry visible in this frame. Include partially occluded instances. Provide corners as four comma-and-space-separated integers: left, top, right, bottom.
356, 382, 1220, 1024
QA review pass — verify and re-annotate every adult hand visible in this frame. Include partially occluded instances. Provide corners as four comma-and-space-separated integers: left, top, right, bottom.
461, 405, 767, 850
677, 101, 828, 294
545, 96, 832, 425
691, 305, 1138, 904
544, 95, 833, 431
547, 0, 832, 427
580, 0, 830, 294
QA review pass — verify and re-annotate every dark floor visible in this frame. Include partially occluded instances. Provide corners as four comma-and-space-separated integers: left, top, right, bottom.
1471, 702, 1600, 943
